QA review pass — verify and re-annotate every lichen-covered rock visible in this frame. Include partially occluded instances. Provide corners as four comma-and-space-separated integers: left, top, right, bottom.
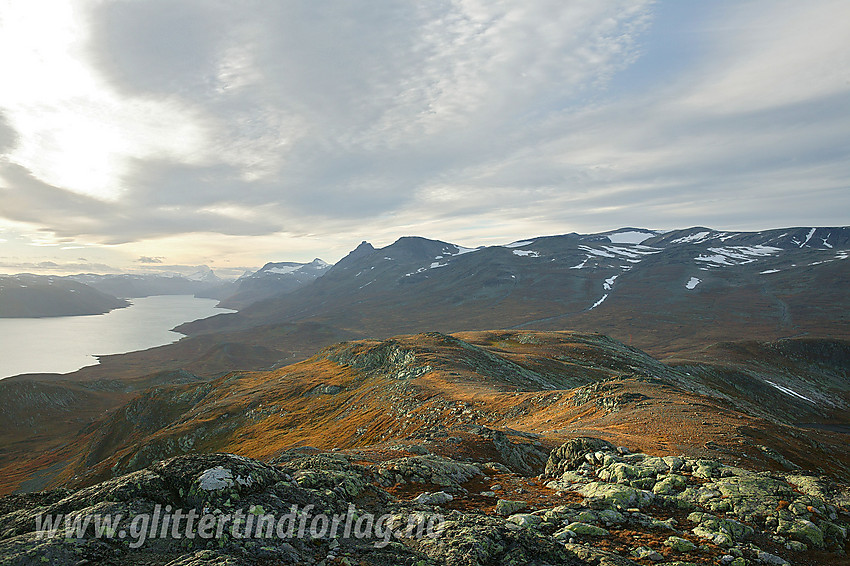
563, 542, 643, 566
468, 425, 549, 476
415, 511, 582, 566
776, 517, 825, 549
653, 474, 688, 495
664, 535, 697, 552
631, 546, 664, 561
565, 522, 609, 536
710, 475, 795, 521
597, 462, 657, 487
495, 499, 527, 516
374, 455, 481, 489
756, 549, 790, 565
544, 437, 615, 477
687, 511, 753, 547
506, 513, 542, 528
579, 482, 653, 509
414, 491, 454, 506
2, 445, 848, 566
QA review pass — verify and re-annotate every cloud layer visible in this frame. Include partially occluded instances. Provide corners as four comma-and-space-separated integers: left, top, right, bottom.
0, 0, 848, 269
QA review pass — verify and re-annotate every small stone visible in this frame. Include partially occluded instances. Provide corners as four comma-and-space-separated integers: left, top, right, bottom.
631, 546, 663, 561
664, 535, 697, 552
785, 540, 807, 552
507, 513, 542, 528
757, 550, 790, 565
413, 491, 453, 505
564, 522, 609, 536
495, 499, 527, 516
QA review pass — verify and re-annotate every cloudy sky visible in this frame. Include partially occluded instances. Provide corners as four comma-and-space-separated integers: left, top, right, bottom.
0, 0, 848, 276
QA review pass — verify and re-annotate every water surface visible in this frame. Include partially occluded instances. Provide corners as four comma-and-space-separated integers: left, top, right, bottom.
0, 295, 234, 379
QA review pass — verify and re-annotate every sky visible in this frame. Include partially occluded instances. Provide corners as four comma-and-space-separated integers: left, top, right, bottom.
0, 0, 848, 277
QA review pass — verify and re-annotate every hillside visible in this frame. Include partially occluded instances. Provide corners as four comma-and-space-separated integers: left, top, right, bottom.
1, 331, 849, 564
3, 331, 848, 495
0, 274, 129, 317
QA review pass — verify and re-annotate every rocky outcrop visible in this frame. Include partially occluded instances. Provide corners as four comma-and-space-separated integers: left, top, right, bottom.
373, 455, 481, 490
544, 437, 616, 476
1, 441, 849, 565
542, 438, 850, 562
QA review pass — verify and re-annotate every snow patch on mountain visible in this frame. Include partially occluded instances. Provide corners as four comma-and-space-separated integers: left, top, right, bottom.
606, 230, 655, 245
448, 245, 481, 256
579, 246, 615, 259
685, 277, 700, 290
765, 380, 814, 403
800, 228, 816, 248
671, 231, 711, 244
266, 266, 300, 275
695, 246, 782, 267
512, 250, 539, 257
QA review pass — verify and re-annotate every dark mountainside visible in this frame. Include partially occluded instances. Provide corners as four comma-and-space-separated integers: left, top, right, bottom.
216, 258, 331, 309
0, 275, 130, 317
0, 226, 849, 565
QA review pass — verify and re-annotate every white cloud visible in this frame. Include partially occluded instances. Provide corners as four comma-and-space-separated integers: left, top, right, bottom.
678, 0, 850, 113
0, 0, 208, 200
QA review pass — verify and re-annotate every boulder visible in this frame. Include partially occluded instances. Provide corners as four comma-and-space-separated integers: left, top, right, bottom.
495, 499, 528, 516
664, 535, 697, 552
579, 482, 654, 509
544, 437, 615, 477
565, 522, 609, 536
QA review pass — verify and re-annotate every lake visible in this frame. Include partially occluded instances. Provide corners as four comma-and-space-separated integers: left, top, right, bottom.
0, 295, 234, 379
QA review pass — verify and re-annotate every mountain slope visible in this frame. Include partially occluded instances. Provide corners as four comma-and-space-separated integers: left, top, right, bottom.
5, 331, 849, 497
0, 274, 129, 317
217, 258, 330, 309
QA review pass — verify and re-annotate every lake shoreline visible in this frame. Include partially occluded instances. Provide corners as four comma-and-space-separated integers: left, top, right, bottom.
0, 295, 235, 380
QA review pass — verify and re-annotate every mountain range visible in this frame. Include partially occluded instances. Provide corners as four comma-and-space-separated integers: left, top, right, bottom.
171, 225, 850, 369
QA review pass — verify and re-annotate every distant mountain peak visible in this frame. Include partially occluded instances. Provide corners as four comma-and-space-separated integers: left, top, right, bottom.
186, 265, 220, 282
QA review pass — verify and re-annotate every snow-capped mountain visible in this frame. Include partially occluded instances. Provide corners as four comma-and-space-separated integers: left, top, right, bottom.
218, 258, 331, 308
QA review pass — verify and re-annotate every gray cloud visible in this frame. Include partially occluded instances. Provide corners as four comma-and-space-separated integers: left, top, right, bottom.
137, 256, 163, 264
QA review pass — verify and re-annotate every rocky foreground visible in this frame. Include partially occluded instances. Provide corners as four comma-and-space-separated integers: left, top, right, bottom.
1, 437, 848, 566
